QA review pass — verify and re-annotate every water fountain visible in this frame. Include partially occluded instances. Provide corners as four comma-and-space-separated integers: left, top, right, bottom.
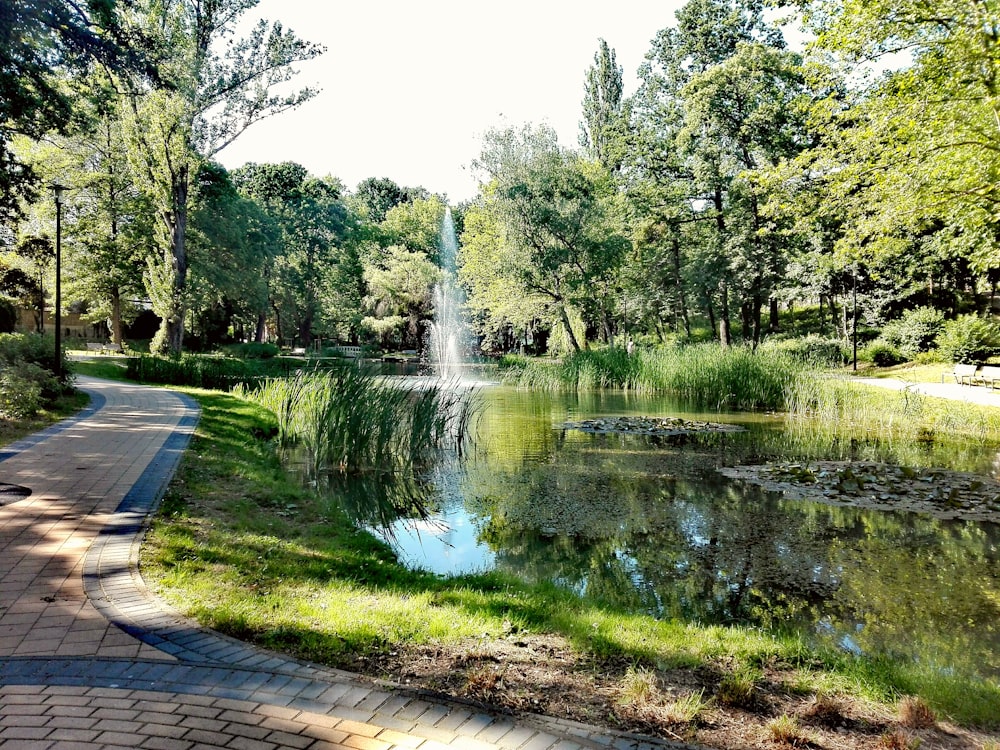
427, 207, 472, 381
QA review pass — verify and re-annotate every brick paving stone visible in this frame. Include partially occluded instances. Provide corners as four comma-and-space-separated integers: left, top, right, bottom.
342, 735, 392, 750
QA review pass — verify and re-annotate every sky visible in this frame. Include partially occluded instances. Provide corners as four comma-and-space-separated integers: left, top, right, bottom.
215, 1, 689, 203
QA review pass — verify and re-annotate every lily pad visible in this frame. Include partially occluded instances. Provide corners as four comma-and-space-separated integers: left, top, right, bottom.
563, 416, 746, 437
718, 460, 1000, 524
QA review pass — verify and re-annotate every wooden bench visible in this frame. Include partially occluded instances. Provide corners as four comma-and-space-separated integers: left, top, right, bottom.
973, 365, 1000, 388
953, 363, 979, 385
85, 342, 103, 352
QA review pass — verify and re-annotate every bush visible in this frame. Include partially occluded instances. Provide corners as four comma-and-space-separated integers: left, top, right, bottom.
935, 314, 1000, 363
880, 307, 945, 358
126, 353, 295, 389
760, 335, 847, 366
861, 340, 906, 367
223, 342, 279, 359
0, 332, 68, 395
0, 361, 48, 418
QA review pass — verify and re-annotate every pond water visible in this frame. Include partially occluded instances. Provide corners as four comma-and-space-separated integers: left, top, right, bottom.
324, 385, 1000, 682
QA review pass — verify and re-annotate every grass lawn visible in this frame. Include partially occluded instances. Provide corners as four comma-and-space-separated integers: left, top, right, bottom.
66, 360, 1000, 747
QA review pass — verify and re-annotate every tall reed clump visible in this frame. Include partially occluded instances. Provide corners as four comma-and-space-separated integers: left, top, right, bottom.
786, 374, 1000, 441
500, 345, 807, 411
236, 367, 477, 477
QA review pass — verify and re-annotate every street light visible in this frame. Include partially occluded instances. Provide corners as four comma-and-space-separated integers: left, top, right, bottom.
50, 183, 66, 379
852, 262, 858, 372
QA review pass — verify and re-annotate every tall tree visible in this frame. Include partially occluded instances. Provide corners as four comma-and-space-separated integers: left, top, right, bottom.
627, 0, 795, 345
233, 162, 357, 347
791, 0, 1000, 312
473, 124, 629, 351
0, 0, 145, 223
580, 38, 625, 172
118, 0, 323, 353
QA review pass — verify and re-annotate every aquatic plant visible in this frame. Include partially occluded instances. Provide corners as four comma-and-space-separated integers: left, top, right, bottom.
786, 375, 1000, 442
499, 344, 806, 410
236, 367, 478, 477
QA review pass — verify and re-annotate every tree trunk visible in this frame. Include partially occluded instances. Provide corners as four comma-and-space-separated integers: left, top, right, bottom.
705, 294, 716, 340
769, 297, 779, 333
558, 304, 581, 352
254, 311, 267, 343
110, 287, 123, 345
719, 281, 731, 347
671, 235, 691, 338
165, 167, 189, 354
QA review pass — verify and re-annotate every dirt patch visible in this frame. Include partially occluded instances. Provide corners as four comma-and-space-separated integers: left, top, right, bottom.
338, 632, 996, 750
719, 461, 1000, 524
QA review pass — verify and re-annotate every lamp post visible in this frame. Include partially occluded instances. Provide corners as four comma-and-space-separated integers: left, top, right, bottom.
852, 262, 858, 372
50, 183, 66, 379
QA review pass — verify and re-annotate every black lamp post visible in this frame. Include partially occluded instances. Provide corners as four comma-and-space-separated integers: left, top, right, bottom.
50, 183, 66, 379
852, 262, 858, 371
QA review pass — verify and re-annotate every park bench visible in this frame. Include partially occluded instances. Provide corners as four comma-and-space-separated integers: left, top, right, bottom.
85, 342, 123, 354
973, 365, 1000, 389
290, 347, 307, 355
952, 363, 979, 385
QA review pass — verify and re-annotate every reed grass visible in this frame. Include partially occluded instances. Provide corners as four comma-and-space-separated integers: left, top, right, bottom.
786, 375, 1000, 442
235, 367, 477, 477
500, 345, 806, 411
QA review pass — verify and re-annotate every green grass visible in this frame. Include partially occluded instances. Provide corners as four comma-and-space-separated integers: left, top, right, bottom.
134, 383, 1000, 728
234, 368, 477, 477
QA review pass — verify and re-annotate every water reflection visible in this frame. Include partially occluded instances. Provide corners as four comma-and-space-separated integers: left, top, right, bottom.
318, 386, 1000, 681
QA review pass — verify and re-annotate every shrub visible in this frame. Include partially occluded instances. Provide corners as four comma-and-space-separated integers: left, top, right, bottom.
0, 361, 47, 418
0, 299, 17, 333
223, 342, 279, 359
126, 353, 295, 389
862, 340, 906, 367
0, 332, 68, 395
881, 307, 945, 358
935, 314, 1000, 363
761, 335, 847, 366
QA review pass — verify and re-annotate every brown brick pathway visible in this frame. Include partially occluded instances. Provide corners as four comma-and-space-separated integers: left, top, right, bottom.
0, 377, 687, 750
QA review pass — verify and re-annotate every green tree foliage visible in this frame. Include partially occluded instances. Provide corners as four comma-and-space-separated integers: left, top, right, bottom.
580, 38, 626, 172
379, 196, 447, 263
362, 245, 439, 351
232, 162, 359, 347
352, 177, 428, 223
117, 0, 323, 353
472, 124, 629, 352
786, 0, 1000, 321
0, 0, 144, 223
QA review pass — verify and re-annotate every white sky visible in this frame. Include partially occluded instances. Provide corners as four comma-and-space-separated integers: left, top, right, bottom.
216, 1, 688, 203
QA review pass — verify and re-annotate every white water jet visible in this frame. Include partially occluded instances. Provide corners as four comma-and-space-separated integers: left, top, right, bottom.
427, 207, 472, 381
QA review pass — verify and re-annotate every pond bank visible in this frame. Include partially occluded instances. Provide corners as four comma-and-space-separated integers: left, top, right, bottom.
855, 376, 1000, 407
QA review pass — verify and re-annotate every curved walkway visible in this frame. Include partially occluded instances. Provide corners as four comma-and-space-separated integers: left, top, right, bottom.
0, 377, 683, 750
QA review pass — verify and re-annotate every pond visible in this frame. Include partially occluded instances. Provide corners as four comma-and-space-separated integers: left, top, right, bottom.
323, 384, 1000, 683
